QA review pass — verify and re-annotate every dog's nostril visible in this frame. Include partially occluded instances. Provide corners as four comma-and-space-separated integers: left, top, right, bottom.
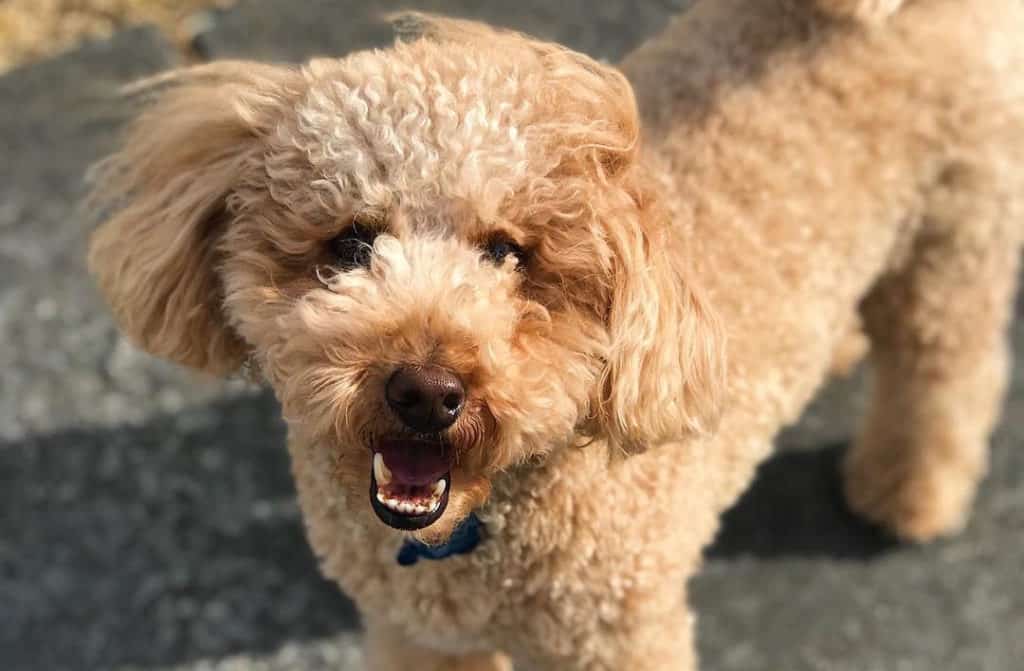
385, 365, 465, 433
442, 392, 463, 413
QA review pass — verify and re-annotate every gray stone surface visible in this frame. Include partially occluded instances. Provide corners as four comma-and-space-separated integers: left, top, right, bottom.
198, 0, 694, 65
1, 392, 358, 671
1, 2, 1022, 670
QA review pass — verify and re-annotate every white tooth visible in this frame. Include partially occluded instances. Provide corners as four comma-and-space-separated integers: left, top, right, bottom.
398, 502, 412, 514
433, 479, 447, 497
373, 453, 392, 485
376, 491, 386, 504
429, 498, 441, 513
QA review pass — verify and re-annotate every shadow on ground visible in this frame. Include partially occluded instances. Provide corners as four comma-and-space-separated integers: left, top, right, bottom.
1, 389, 899, 670
0, 392, 357, 671
707, 443, 896, 561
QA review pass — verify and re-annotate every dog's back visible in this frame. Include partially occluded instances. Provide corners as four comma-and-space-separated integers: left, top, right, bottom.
624, 0, 1024, 528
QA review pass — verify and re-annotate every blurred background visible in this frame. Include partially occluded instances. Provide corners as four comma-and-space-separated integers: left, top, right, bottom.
1, 1, 1021, 669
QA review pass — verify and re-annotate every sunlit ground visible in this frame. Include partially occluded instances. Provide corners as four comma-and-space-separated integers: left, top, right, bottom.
0, 0, 234, 72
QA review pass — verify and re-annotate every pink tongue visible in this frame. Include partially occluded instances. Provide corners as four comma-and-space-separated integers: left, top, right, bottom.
377, 439, 451, 486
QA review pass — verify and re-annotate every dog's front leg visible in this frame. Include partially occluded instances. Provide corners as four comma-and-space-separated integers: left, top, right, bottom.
517, 600, 697, 671
363, 619, 511, 671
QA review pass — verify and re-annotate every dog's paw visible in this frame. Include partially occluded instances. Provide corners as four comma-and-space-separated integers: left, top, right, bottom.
842, 446, 982, 543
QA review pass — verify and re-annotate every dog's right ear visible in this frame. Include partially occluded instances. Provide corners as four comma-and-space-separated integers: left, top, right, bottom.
88, 62, 300, 375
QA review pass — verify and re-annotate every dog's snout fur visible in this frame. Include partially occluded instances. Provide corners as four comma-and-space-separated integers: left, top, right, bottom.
386, 365, 465, 433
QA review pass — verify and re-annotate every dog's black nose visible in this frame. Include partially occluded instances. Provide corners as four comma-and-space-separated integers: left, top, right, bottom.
385, 365, 465, 433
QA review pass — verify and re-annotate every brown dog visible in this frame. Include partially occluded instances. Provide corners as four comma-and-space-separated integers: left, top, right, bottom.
88, 1, 1024, 668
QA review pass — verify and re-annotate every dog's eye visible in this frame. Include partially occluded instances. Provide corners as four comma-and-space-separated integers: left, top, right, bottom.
483, 235, 528, 268
330, 222, 379, 270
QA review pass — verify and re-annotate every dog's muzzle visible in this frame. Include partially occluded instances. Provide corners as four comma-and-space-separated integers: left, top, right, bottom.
369, 437, 452, 530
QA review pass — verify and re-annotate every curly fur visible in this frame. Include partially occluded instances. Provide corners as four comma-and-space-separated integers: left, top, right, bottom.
88, 0, 1024, 668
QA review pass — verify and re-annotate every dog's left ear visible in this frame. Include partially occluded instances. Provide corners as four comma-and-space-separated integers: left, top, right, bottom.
521, 44, 726, 453
596, 193, 726, 453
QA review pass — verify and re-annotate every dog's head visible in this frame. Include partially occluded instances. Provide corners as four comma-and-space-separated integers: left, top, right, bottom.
88, 16, 724, 543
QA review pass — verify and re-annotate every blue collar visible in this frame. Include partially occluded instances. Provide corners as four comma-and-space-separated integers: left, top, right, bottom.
396, 513, 484, 566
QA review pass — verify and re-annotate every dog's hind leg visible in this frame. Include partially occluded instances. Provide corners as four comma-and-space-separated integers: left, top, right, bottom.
844, 167, 1023, 542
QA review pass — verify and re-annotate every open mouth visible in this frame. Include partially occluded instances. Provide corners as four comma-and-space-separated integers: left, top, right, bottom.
369, 437, 452, 530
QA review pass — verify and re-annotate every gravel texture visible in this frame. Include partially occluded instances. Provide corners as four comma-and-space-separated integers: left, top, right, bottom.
196, 0, 695, 64
2, 2, 1022, 670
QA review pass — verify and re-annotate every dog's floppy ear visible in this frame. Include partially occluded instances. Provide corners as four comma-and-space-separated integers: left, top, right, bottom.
597, 192, 726, 453
503, 40, 726, 453
88, 62, 298, 375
